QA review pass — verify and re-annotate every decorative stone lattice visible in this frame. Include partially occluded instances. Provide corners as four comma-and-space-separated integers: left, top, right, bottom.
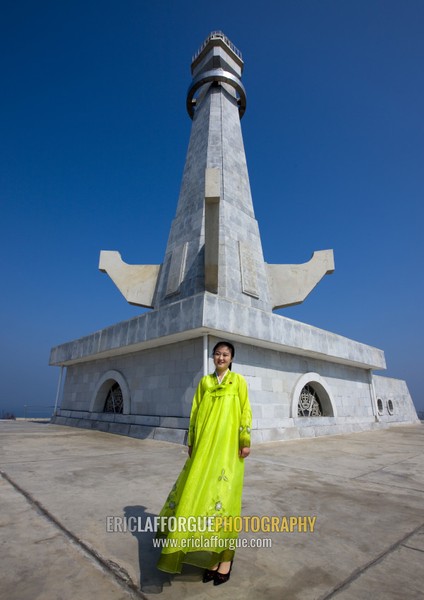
298, 384, 323, 417
103, 382, 123, 413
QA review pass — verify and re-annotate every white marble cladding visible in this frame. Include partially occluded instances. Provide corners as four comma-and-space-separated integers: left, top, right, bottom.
372, 374, 419, 423
192, 44, 243, 80
203, 295, 386, 370
211, 337, 375, 423
154, 88, 211, 307
60, 339, 203, 419
50, 293, 386, 370
49, 294, 205, 366
54, 335, 418, 444
154, 80, 272, 311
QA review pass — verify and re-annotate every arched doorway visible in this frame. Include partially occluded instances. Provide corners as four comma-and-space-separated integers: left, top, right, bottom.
90, 370, 131, 414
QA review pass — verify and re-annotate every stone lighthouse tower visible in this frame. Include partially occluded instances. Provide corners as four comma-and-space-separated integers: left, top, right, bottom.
50, 32, 418, 441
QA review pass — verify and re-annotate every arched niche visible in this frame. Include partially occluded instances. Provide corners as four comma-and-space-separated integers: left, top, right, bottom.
91, 370, 131, 415
291, 372, 337, 418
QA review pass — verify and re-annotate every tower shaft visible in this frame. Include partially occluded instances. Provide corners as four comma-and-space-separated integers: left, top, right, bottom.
99, 31, 334, 311
155, 46, 271, 309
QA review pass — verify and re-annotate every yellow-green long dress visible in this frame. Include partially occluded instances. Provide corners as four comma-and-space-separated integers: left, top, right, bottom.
156, 370, 252, 574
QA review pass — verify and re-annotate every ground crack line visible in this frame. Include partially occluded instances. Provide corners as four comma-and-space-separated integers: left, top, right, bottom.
249, 455, 424, 493
0, 469, 147, 600
319, 522, 424, 599
351, 452, 422, 480
401, 543, 424, 554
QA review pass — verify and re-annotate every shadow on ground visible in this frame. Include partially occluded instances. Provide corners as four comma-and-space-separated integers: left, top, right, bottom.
124, 505, 204, 594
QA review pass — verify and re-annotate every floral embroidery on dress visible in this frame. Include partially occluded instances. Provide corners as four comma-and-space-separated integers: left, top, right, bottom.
209, 496, 225, 514
218, 468, 228, 482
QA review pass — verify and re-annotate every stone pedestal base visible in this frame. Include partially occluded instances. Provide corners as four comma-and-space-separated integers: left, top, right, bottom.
50, 312, 419, 444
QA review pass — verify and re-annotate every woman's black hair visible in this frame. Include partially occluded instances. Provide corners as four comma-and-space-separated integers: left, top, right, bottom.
212, 341, 235, 370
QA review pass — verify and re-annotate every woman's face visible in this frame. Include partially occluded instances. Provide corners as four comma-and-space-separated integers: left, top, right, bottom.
213, 345, 233, 374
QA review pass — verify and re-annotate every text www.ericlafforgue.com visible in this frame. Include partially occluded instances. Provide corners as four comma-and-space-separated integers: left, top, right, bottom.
152, 535, 272, 550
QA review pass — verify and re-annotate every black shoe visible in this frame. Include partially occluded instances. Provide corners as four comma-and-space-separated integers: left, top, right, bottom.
213, 561, 233, 586
202, 567, 217, 583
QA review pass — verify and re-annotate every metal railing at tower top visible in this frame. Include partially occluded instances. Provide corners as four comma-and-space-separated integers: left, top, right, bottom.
192, 31, 242, 62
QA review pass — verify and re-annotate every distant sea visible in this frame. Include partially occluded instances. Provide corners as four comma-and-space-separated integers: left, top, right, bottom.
1, 406, 55, 419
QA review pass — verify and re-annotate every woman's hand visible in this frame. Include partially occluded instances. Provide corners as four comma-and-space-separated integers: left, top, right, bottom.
239, 447, 250, 458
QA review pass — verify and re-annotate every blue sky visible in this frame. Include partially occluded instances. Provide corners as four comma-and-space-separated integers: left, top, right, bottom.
1, 0, 423, 416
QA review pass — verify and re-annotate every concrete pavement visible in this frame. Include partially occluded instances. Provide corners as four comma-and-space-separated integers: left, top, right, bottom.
0, 420, 423, 600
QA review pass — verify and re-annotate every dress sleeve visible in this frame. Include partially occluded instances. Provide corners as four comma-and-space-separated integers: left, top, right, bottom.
187, 377, 204, 447
238, 375, 252, 448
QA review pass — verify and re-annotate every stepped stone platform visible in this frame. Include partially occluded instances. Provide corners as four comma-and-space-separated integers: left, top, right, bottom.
1, 419, 423, 600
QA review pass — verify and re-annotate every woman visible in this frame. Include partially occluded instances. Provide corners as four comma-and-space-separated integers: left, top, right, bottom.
156, 341, 252, 585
